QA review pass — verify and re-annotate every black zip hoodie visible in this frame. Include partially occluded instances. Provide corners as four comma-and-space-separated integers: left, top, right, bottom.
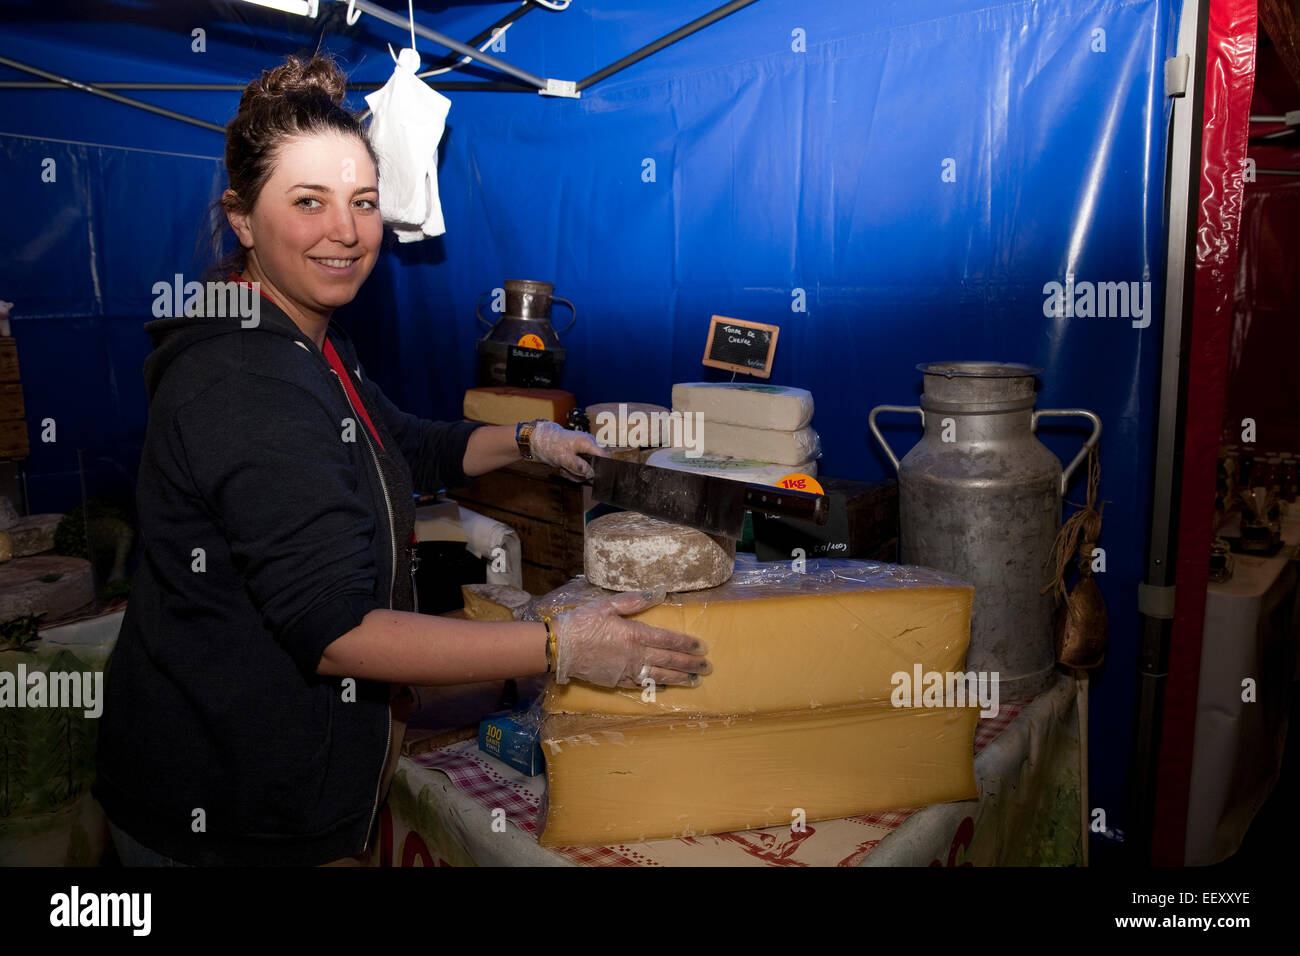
93, 294, 481, 865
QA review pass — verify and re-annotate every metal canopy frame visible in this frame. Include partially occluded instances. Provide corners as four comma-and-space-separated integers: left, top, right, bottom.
0, 0, 762, 133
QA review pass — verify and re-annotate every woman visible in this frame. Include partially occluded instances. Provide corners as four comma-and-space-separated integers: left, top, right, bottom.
94, 55, 709, 867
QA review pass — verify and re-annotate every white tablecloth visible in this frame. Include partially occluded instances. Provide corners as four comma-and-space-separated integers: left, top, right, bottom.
1185, 510, 1299, 865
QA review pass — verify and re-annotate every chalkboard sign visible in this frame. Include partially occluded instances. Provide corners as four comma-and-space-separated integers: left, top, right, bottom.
702, 315, 779, 378
505, 344, 561, 388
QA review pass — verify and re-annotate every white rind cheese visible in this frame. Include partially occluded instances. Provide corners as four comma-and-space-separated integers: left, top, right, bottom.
699, 421, 820, 466
672, 382, 814, 430
584, 511, 735, 592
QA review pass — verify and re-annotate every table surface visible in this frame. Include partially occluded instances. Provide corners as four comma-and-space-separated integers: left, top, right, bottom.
1188, 505, 1299, 865
397, 682, 1026, 866
1210, 509, 1299, 598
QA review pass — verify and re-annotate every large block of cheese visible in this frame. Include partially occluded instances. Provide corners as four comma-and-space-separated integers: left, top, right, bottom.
672, 382, 813, 430
541, 555, 973, 716
463, 387, 575, 425
460, 583, 532, 621
699, 421, 821, 466
538, 703, 978, 846
645, 448, 816, 487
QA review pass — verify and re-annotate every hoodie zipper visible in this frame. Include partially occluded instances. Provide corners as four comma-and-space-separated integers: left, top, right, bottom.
323, 358, 395, 856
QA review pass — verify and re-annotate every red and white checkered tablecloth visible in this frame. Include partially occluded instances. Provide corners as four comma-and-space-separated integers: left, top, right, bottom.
407, 699, 1025, 867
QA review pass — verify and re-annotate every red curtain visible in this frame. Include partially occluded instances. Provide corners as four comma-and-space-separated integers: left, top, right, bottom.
1152, 0, 1258, 865
1225, 178, 1300, 453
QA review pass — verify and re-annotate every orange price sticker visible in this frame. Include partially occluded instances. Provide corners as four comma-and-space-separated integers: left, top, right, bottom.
516, 334, 545, 350
777, 473, 823, 494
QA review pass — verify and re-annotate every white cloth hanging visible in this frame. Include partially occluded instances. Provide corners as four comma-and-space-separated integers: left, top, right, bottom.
364, 47, 451, 242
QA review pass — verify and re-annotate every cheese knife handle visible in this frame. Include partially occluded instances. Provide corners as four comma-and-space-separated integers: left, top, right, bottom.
743, 484, 830, 525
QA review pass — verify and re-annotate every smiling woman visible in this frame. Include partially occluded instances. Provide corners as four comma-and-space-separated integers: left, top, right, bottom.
213, 56, 384, 347
92, 54, 704, 867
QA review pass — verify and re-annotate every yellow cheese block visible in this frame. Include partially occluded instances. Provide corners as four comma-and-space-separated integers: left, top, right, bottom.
540, 557, 973, 716
463, 386, 575, 425
460, 583, 532, 621
538, 702, 978, 846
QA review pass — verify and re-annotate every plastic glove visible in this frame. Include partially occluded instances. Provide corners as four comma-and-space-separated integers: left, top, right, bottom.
530, 421, 604, 481
553, 589, 711, 689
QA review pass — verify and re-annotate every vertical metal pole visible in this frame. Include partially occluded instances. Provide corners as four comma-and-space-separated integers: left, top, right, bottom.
1129, 0, 1210, 864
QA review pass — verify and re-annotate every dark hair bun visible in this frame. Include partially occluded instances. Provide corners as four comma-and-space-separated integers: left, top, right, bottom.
239, 54, 348, 113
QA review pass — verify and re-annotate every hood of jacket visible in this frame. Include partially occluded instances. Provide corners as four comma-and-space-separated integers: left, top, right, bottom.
142, 286, 357, 401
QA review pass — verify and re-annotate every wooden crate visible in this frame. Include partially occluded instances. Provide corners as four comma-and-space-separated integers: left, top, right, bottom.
0, 339, 19, 384
0, 420, 28, 461
0, 384, 24, 422
0, 339, 25, 461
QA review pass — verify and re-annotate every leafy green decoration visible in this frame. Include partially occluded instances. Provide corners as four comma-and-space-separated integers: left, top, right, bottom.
0, 699, 28, 817
0, 614, 44, 653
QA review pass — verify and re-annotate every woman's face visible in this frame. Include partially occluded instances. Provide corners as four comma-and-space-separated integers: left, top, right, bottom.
227, 130, 381, 320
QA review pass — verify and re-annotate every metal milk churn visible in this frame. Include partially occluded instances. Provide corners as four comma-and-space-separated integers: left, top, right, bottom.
475, 279, 575, 389
869, 363, 1101, 700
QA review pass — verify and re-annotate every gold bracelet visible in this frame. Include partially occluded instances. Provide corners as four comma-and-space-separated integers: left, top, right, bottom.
543, 617, 555, 674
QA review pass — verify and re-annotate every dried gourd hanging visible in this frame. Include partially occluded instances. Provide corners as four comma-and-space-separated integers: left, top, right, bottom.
1042, 446, 1107, 669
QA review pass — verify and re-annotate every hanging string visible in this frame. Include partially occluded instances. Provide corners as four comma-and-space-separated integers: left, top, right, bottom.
1042, 444, 1104, 602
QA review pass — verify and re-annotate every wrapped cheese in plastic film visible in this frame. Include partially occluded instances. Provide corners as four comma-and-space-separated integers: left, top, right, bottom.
537, 701, 978, 847
538, 553, 974, 716
697, 421, 822, 466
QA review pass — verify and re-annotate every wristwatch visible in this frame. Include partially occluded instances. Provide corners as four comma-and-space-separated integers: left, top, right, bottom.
516, 419, 542, 460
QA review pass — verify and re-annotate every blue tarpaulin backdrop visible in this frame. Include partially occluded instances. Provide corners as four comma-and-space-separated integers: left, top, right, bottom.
0, 0, 1182, 861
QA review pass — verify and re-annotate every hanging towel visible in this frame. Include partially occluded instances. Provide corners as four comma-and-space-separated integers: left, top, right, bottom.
364, 48, 451, 242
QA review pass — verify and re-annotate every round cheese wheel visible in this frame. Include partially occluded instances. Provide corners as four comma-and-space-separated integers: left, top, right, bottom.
584, 511, 735, 592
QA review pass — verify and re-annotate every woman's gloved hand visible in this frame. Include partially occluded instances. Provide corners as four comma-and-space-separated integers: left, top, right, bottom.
552, 589, 711, 689
529, 421, 604, 480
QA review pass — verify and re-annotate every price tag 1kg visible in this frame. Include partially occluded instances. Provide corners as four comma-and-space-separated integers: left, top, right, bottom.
777, 473, 823, 494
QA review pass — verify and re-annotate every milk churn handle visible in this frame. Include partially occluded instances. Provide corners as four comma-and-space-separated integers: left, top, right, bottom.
867, 405, 924, 473
1032, 409, 1102, 496
475, 290, 495, 330
550, 296, 577, 334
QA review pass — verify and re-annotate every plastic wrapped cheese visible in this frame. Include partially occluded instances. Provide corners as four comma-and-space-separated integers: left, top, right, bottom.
672, 382, 814, 430
541, 554, 973, 716
460, 583, 533, 621
699, 421, 821, 465
538, 702, 978, 847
